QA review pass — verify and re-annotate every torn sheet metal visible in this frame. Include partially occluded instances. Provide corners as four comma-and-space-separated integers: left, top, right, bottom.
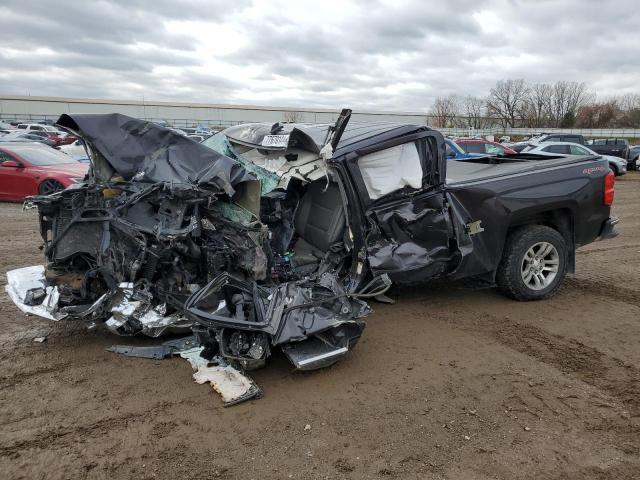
7, 111, 372, 381
193, 365, 262, 406
5, 266, 66, 320
56, 113, 256, 191
184, 272, 368, 369
105, 283, 192, 337
106, 335, 199, 359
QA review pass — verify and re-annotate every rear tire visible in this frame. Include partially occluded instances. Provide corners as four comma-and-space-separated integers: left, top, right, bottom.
496, 225, 567, 301
39, 179, 64, 195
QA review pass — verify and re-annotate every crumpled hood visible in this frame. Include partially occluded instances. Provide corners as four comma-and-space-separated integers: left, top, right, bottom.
56, 113, 255, 195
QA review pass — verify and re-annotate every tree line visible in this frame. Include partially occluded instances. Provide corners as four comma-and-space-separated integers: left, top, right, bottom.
429, 79, 640, 129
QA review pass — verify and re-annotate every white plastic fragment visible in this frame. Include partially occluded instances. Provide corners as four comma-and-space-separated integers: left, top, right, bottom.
179, 347, 210, 370
5, 266, 66, 321
193, 365, 260, 406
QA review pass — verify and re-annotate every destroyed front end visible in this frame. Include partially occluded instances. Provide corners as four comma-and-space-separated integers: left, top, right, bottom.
7, 111, 375, 374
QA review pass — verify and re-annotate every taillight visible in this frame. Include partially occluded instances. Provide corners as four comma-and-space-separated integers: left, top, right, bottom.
603, 171, 615, 206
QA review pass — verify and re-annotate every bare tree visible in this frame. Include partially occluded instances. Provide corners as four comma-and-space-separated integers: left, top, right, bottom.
548, 81, 591, 127
575, 101, 620, 128
486, 79, 529, 127
283, 110, 303, 123
522, 83, 553, 127
459, 96, 488, 129
428, 95, 459, 128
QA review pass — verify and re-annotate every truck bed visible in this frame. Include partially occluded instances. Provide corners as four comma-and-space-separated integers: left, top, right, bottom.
446, 154, 600, 185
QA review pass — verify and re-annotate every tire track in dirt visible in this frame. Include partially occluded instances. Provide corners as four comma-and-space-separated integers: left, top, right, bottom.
453, 313, 640, 416
576, 242, 640, 255
0, 362, 73, 389
0, 400, 183, 458
565, 277, 640, 309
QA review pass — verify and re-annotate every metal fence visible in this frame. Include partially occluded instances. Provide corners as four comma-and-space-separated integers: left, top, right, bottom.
0, 113, 252, 129
3, 111, 640, 139
438, 126, 640, 139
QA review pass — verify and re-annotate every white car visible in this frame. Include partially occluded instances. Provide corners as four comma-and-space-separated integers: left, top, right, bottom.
58, 139, 89, 162
15, 123, 71, 140
523, 142, 627, 176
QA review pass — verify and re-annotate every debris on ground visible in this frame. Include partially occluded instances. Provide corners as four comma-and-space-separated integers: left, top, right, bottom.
193, 364, 262, 406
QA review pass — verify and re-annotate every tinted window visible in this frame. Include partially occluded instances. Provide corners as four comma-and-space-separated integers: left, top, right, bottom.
7, 146, 77, 166
569, 145, 589, 155
542, 145, 569, 154
0, 151, 15, 163
461, 142, 485, 154
485, 144, 505, 154
445, 143, 454, 157
562, 136, 581, 143
17, 124, 27, 129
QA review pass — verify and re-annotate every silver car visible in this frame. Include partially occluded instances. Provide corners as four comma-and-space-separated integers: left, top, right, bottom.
523, 142, 627, 176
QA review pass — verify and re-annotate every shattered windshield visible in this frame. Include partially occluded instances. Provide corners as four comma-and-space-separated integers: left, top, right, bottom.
202, 132, 327, 193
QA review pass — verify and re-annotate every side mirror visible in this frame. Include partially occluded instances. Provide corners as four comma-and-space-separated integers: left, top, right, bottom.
2, 160, 23, 168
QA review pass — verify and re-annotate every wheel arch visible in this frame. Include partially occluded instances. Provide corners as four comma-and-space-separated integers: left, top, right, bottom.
505, 208, 575, 274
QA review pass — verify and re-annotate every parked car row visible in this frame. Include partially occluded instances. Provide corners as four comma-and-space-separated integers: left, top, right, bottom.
0, 119, 216, 201
521, 142, 627, 176
503, 133, 638, 171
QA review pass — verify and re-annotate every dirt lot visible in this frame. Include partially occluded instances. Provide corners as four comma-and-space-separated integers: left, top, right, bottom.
1, 173, 639, 480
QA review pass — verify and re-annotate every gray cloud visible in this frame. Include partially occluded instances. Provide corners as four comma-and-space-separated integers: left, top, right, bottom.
0, 0, 638, 110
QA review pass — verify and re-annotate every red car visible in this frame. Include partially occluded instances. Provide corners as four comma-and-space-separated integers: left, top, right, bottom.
29, 130, 77, 147
0, 143, 88, 200
455, 139, 516, 155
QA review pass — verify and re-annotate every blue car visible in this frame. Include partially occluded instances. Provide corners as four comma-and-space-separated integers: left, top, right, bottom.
445, 139, 487, 161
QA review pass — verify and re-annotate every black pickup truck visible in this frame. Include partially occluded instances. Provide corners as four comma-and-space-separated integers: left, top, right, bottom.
7, 111, 618, 372
586, 138, 630, 160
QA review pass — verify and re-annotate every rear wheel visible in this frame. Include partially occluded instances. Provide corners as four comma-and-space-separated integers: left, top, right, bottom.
39, 179, 64, 195
496, 225, 567, 301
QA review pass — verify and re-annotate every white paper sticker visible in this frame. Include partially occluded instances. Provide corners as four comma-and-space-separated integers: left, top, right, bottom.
261, 134, 290, 148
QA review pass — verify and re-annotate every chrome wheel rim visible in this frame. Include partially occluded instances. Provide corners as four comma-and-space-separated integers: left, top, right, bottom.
521, 242, 559, 291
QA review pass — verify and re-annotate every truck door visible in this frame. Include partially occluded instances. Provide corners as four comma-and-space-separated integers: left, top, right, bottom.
348, 134, 457, 284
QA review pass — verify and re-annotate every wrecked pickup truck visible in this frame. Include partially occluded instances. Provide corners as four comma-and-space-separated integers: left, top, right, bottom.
7, 110, 617, 376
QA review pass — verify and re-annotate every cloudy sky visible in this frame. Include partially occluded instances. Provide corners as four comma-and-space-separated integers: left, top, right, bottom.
0, 0, 637, 111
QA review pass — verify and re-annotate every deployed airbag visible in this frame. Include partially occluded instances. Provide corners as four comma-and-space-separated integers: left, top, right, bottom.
358, 142, 422, 199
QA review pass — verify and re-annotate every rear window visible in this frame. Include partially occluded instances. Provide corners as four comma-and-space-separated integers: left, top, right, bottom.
17, 124, 27, 129
7, 146, 77, 166
542, 145, 569, 154
569, 145, 589, 155
460, 142, 485, 154
486, 144, 505, 154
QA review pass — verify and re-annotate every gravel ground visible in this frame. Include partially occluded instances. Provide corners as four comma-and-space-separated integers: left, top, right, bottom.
1, 172, 639, 480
